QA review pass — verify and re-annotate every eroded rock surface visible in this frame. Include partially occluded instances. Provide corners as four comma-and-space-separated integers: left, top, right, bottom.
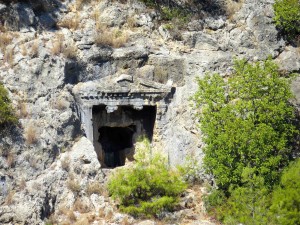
0, 0, 300, 224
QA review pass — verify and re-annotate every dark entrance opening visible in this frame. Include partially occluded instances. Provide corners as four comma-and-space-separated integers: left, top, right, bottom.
92, 105, 157, 168
99, 125, 136, 167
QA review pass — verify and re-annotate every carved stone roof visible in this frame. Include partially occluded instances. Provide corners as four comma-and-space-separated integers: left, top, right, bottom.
73, 74, 174, 111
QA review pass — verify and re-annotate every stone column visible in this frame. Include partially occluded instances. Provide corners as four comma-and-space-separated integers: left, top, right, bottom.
153, 102, 167, 142
81, 105, 93, 143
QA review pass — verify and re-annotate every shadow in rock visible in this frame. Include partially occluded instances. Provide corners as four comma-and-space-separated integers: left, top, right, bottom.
0, 0, 66, 31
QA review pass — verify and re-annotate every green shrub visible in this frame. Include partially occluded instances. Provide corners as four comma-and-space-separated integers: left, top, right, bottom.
203, 188, 226, 215
107, 138, 187, 218
216, 168, 271, 225
161, 7, 190, 22
273, 0, 300, 39
177, 155, 202, 184
0, 83, 17, 127
270, 158, 300, 225
193, 58, 298, 191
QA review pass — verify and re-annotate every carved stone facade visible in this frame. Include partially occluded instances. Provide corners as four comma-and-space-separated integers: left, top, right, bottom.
73, 74, 174, 167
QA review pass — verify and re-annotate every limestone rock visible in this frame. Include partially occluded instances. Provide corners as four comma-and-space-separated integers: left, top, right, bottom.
63, 137, 101, 174
0, 0, 299, 224
4, 3, 36, 30
148, 55, 186, 86
137, 220, 157, 225
275, 46, 300, 72
0, 3, 7, 13
204, 17, 225, 30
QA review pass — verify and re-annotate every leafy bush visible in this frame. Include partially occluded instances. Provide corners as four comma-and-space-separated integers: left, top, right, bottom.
138, 0, 190, 23
138, 0, 157, 7
0, 83, 17, 127
107, 138, 187, 218
215, 168, 271, 225
273, 0, 300, 39
193, 58, 297, 191
203, 188, 226, 214
205, 160, 300, 224
270, 158, 300, 225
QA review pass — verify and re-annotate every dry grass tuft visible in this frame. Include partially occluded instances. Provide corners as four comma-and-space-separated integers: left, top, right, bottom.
18, 177, 27, 190
105, 209, 113, 220
154, 66, 169, 84
86, 181, 103, 196
91, 8, 100, 22
0, 23, 6, 32
121, 216, 132, 225
75, 0, 91, 10
67, 176, 81, 194
127, 16, 137, 29
29, 156, 39, 169
45, 214, 58, 225
58, 13, 80, 30
30, 39, 39, 58
73, 198, 91, 213
51, 34, 78, 59
58, 206, 77, 223
24, 123, 38, 145
20, 43, 28, 56
62, 42, 77, 59
99, 209, 105, 218
53, 97, 69, 110
6, 152, 15, 167
17, 101, 29, 118
0, 33, 13, 53
51, 34, 65, 55
74, 217, 89, 225
226, 0, 244, 20
3, 47, 14, 67
61, 156, 70, 171
94, 25, 128, 48
5, 190, 15, 205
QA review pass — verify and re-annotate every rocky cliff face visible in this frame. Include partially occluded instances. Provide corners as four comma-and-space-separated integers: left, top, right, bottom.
0, 0, 300, 224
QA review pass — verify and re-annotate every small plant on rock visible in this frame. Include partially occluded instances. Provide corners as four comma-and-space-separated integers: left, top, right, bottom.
108, 137, 187, 218
270, 158, 300, 225
0, 83, 17, 127
273, 0, 300, 40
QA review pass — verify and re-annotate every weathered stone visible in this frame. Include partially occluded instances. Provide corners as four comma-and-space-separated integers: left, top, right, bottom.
188, 20, 204, 31
158, 25, 171, 40
275, 46, 300, 72
87, 45, 113, 62
0, 0, 299, 224
137, 220, 157, 225
99, 5, 126, 27
112, 46, 148, 60
204, 17, 225, 30
0, 3, 7, 13
4, 3, 36, 30
38, 13, 56, 29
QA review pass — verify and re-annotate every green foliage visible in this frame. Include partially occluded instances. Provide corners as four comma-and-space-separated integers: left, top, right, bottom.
270, 158, 300, 225
161, 6, 190, 23
138, 0, 157, 7
177, 155, 202, 184
193, 58, 297, 191
107, 138, 187, 218
203, 188, 226, 214
205, 162, 300, 225
216, 168, 271, 225
138, 0, 190, 24
0, 83, 17, 127
273, 0, 300, 39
